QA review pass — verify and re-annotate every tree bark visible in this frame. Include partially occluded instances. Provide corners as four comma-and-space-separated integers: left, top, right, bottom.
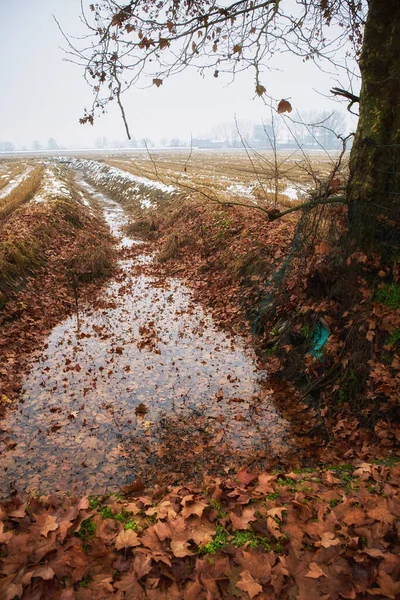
347, 0, 400, 252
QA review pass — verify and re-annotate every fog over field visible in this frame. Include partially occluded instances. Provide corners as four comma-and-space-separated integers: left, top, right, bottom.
0, 0, 355, 150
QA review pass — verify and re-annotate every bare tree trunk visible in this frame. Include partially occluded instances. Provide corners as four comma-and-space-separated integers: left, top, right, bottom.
347, 0, 400, 253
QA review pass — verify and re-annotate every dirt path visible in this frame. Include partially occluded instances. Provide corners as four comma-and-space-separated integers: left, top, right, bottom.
0, 175, 294, 498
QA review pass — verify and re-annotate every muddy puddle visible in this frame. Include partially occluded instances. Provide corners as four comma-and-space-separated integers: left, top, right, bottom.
0, 174, 292, 497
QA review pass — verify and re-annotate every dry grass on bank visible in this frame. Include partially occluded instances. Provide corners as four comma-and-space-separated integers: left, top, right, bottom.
0, 162, 28, 191
0, 166, 44, 221
0, 168, 115, 298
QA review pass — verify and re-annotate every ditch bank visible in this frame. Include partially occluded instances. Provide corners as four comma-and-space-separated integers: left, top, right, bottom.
0, 163, 116, 414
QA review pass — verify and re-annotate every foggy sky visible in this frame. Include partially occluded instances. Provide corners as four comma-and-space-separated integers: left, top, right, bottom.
0, 0, 356, 149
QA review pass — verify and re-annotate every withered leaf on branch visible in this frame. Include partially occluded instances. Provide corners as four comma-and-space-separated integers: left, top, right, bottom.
159, 38, 170, 50
153, 78, 163, 88
329, 177, 341, 193
277, 99, 293, 113
111, 14, 123, 27
255, 84, 266, 96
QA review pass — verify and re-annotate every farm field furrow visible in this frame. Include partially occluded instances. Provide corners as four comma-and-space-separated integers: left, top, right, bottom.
102, 149, 341, 206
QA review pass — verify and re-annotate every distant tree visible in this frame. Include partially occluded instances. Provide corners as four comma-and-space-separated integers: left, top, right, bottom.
169, 138, 188, 147
289, 110, 347, 150
95, 136, 110, 149
0, 141, 15, 152
67, 0, 400, 251
47, 138, 59, 150
32, 140, 42, 151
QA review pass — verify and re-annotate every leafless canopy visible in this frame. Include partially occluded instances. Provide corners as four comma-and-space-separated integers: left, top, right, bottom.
61, 0, 366, 138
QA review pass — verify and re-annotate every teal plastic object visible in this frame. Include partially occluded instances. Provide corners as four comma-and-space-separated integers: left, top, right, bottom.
311, 321, 330, 358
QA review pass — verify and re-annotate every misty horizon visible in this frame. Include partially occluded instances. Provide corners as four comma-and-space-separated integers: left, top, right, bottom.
1, 0, 356, 153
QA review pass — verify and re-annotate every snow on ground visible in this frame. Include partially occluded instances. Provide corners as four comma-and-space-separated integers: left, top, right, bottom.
227, 183, 256, 199
282, 186, 300, 201
226, 181, 309, 203
0, 166, 34, 200
59, 158, 177, 210
34, 166, 73, 204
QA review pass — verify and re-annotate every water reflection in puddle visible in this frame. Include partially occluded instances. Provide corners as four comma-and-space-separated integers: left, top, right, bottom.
0, 175, 291, 497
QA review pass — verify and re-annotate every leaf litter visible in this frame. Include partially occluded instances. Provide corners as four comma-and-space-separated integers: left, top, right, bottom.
0, 176, 293, 499
0, 462, 398, 599
1, 162, 399, 598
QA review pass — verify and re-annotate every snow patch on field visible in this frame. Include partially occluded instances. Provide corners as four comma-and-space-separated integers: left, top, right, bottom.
0, 167, 34, 200
226, 181, 309, 203
282, 186, 299, 200
281, 184, 309, 201
227, 183, 256, 199
59, 157, 176, 210
34, 167, 73, 204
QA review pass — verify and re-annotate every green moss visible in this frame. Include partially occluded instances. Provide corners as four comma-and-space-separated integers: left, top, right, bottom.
277, 477, 296, 487
266, 342, 279, 357
337, 370, 359, 405
293, 467, 317, 475
387, 328, 400, 347
146, 514, 157, 523
232, 530, 259, 549
99, 506, 131, 523
89, 496, 101, 510
210, 498, 228, 518
326, 464, 353, 473
76, 518, 96, 541
374, 456, 400, 467
259, 538, 273, 552
198, 525, 228, 554
124, 519, 141, 532
266, 492, 280, 501
210, 498, 221, 511
99, 506, 114, 520
375, 283, 400, 309
301, 325, 313, 340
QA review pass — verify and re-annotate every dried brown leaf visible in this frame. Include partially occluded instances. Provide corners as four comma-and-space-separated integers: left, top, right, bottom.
236, 570, 263, 599
115, 529, 141, 550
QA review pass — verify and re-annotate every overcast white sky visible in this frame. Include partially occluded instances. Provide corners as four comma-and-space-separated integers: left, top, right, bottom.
0, 0, 356, 149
